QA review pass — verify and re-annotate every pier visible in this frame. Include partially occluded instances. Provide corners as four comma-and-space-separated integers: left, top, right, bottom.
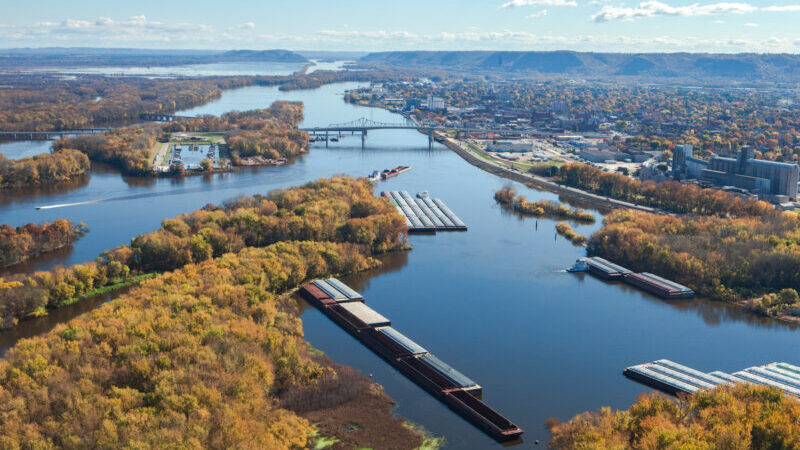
381, 191, 467, 233
624, 359, 800, 398
298, 278, 523, 443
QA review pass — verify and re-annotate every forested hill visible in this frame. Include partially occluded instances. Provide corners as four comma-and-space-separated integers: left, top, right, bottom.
359, 51, 800, 83
0, 48, 307, 68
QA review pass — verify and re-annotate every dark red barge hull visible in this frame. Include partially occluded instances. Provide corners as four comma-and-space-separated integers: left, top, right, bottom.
297, 283, 523, 443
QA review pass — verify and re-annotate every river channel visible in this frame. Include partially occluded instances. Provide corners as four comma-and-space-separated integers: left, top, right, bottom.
1, 80, 799, 448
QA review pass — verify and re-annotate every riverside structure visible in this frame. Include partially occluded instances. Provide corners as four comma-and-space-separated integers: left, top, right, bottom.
299, 278, 524, 443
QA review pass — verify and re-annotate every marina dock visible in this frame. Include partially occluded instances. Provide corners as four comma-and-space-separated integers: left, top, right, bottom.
624, 359, 800, 398
570, 257, 694, 299
381, 191, 467, 233
298, 278, 523, 443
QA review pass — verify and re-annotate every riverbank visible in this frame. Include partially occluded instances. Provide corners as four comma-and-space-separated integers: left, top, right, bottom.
435, 131, 660, 214
6, 78, 800, 447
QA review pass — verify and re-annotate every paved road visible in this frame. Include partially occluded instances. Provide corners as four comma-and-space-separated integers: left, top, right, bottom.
152, 142, 171, 170
437, 132, 662, 214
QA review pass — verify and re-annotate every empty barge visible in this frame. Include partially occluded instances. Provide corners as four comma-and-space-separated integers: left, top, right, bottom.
298, 278, 523, 442
624, 359, 800, 399
381, 190, 467, 233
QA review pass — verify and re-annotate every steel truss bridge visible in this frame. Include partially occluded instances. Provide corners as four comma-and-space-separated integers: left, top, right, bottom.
301, 117, 534, 149
0, 128, 112, 140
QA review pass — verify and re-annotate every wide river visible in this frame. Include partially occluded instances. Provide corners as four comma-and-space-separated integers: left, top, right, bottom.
1, 81, 799, 447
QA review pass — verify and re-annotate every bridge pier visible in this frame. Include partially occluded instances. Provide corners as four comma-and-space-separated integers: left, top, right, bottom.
361, 130, 367, 149
325, 131, 329, 148
428, 132, 433, 150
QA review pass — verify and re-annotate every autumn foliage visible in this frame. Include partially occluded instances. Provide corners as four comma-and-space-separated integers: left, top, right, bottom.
56, 102, 310, 174
559, 163, 774, 217
548, 384, 800, 449
0, 219, 86, 268
165, 102, 309, 165
0, 149, 89, 188
0, 75, 248, 131
588, 209, 800, 303
556, 222, 588, 245
0, 241, 380, 448
0, 177, 407, 329
495, 186, 595, 223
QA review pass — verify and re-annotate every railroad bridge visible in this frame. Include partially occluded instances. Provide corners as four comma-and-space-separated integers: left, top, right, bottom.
0, 129, 112, 141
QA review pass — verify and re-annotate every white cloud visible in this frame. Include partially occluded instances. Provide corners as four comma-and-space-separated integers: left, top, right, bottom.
763, 4, 800, 11
500, 0, 576, 9
0, 15, 229, 45
526, 9, 549, 18
592, 1, 757, 22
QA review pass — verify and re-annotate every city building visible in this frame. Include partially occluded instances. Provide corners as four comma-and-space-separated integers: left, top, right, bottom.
673, 144, 800, 202
486, 141, 533, 152
672, 144, 709, 179
426, 94, 446, 111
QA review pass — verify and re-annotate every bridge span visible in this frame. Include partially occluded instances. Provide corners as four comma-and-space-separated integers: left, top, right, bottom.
0, 128, 113, 141
301, 117, 534, 149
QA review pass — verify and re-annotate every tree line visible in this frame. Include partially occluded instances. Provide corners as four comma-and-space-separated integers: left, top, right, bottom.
165, 102, 309, 165
0, 219, 87, 268
548, 383, 800, 448
54, 102, 309, 176
0, 149, 90, 188
0, 70, 390, 133
0, 177, 407, 329
588, 209, 800, 314
0, 241, 392, 448
494, 186, 596, 223
0, 175, 416, 447
558, 163, 775, 217
55, 125, 159, 175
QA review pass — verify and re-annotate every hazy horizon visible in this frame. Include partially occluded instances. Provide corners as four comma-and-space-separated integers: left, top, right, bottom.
4, 0, 800, 53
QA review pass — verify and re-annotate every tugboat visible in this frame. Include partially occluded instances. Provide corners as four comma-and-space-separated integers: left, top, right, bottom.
416, 191, 429, 199
567, 258, 589, 272
367, 171, 381, 182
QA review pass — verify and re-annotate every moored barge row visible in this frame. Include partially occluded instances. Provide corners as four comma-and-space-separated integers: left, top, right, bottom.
568, 257, 694, 299
624, 359, 800, 398
297, 278, 523, 443
624, 272, 694, 299
380, 191, 467, 233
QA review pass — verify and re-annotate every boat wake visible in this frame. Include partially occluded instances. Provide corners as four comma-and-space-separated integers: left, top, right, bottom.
36, 199, 106, 210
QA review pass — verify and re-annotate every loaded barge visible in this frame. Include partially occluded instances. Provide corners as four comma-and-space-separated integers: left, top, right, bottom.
381, 190, 467, 233
298, 278, 523, 443
568, 257, 693, 299
381, 165, 411, 179
624, 359, 800, 398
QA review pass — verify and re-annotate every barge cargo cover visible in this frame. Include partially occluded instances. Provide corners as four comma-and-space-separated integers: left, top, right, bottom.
382, 191, 467, 232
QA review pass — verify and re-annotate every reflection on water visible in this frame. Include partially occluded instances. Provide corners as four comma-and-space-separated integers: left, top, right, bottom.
0, 140, 53, 160
0, 174, 91, 207
1, 81, 799, 448
0, 245, 75, 277
0, 284, 135, 357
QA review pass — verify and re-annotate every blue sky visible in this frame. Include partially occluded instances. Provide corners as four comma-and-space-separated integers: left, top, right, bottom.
2, 0, 800, 53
